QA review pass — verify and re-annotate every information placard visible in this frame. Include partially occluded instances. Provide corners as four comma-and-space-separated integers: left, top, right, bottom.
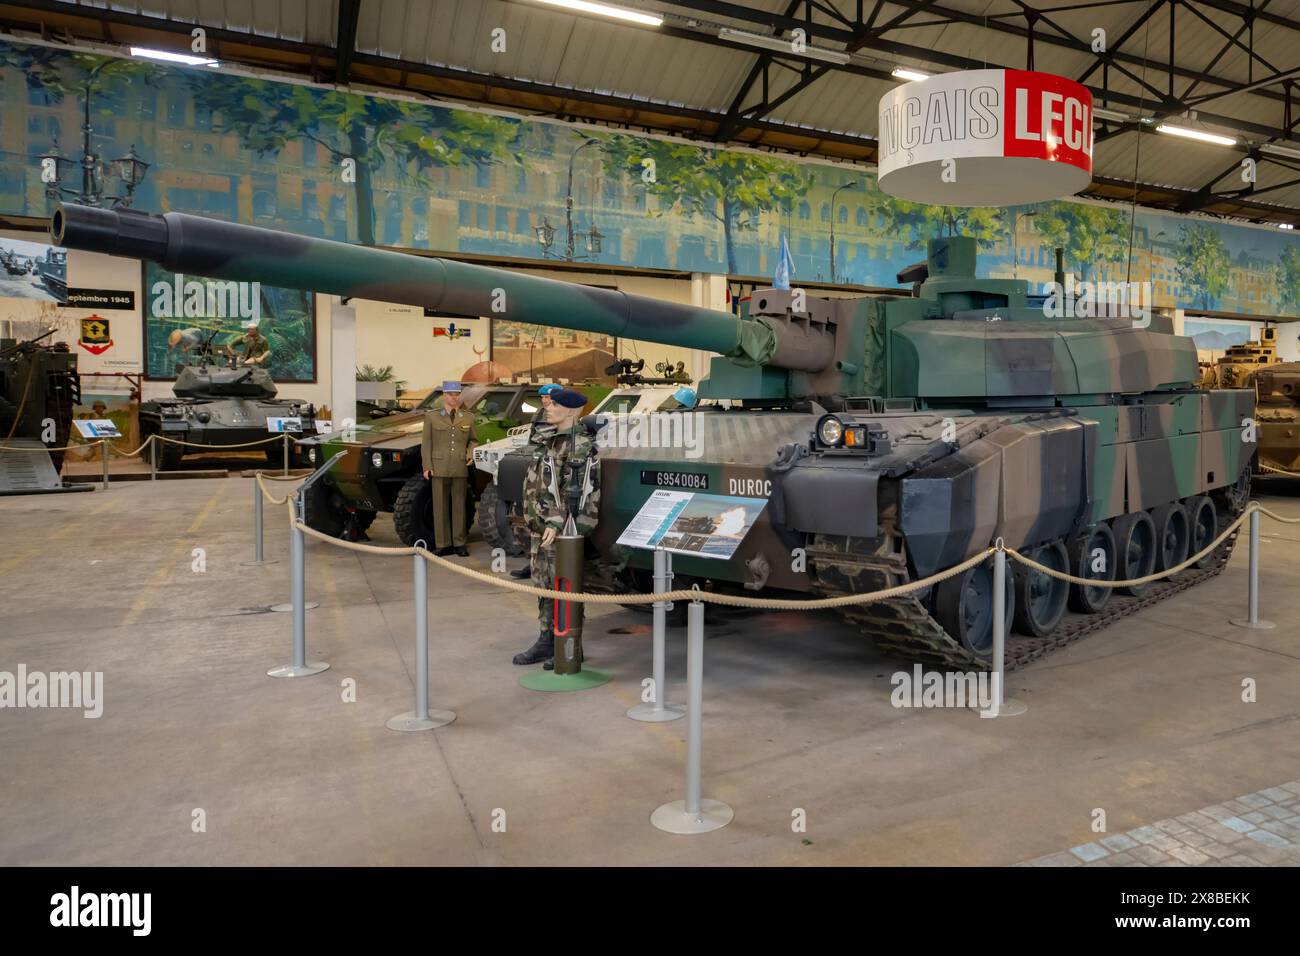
73, 419, 121, 439
615, 489, 766, 560
266, 417, 301, 433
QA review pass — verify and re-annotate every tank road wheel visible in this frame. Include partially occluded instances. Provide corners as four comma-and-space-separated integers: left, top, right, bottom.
933, 558, 1015, 658
1067, 524, 1117, 614
1186, 496, 1218, 570
475, 482, 526, 556
1112, 512, 1157, 597
301, 480, 346, 538
1151, 503, 1190, 576
1012, 540, 1070, 637
393, 473, 436, 547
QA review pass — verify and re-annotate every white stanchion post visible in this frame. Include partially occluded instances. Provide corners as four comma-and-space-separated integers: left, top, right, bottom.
100, 439, 109, 490
268, 507, 328, 677
651, 597, 733, 834
983, 544, 1026, 718
388, 547, 455, 731
1232, 509, 1275, 630
241, 475, 278, 567
628, 548, 685, 722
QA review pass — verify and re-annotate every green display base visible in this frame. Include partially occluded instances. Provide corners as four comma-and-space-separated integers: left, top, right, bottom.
519, 667, 614, 692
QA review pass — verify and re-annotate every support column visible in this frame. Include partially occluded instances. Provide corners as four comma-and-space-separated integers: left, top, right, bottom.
330, 297, 357, 426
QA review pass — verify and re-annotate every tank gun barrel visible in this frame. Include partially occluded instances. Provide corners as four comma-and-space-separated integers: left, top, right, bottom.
52, 204, 784, 365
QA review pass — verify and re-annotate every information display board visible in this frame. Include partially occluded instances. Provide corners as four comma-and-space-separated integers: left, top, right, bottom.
616, 489, 766, 560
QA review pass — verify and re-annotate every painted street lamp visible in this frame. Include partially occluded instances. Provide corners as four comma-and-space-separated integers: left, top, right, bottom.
40, 62, 150, 208
829, 181, 858, 284
535, 217, 556, 256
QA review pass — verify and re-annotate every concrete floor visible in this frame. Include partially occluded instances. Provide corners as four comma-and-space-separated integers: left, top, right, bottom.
2, 475, 1299, 866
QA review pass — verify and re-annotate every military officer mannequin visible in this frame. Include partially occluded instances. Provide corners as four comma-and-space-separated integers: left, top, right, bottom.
421, 381, 478, 557
512, 388, 600, 666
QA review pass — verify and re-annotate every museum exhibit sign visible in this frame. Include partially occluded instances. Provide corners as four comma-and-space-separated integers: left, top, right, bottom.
877, 69, 1093, 206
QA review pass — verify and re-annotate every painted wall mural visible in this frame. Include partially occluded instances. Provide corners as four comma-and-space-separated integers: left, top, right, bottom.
3, 36, 1300, 319
142, 264, 316, 382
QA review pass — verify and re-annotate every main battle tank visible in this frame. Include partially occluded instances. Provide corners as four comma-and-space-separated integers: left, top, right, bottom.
141, 341, 317, 469
53, 203, 1257, 670
1199, 325, 1300, 474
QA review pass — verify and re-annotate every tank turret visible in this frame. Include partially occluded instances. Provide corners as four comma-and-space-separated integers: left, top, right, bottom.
53, 203, 1255, 672
173, 363, 278, 399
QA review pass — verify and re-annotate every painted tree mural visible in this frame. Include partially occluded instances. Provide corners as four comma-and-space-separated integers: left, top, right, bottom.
882, 200, 1006, 250
186, 77, 521, 246
596, 135, 809, 275
1176, 223, 1232, 309
1033, 202, 1129, 281
1278, 245, 1300, 313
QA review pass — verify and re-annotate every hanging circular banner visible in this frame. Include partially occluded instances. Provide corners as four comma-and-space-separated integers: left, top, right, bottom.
877, 69, 1093, 206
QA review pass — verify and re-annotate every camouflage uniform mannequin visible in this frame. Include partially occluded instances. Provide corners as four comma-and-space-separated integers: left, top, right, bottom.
509, 383, 562, 580
513, 389, 601, 666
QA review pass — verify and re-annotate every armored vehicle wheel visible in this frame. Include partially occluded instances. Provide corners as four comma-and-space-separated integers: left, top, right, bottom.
1186, 496, 1218, 570
1217, 467, 1251, 515
933, 558, 1014, 658
475, 482, 526, 556
1012, 540, 1070, 637
302, 480, 346, 537
393, 473, 436, 547
1151, 503, 1190, 575
1112, 512, 1157, 597
1067, 524, 1116, 614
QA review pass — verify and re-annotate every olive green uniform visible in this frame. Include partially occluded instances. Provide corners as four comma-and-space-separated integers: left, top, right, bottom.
421, 406, 478, 549
238, 329, 270, 365
523, 423, 601, 631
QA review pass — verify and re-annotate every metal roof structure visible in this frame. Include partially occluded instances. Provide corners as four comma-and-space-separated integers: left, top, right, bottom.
3, 0, 1299, 224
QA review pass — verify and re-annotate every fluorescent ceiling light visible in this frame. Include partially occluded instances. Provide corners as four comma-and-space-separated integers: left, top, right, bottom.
1260, 142, 1300, 162
891, 67, 930, 82
533, 0, 663, 26
130, 46, 219, 67
1155, 123, 1237, 147
1092, 106, 1129, 123
1280, 223, 1295, 230
718, 27, 851, 64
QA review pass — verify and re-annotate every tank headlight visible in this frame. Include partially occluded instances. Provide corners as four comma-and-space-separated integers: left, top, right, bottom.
371, 452, 383, 468
308, 448, 317, 463
817, 415, 844, 447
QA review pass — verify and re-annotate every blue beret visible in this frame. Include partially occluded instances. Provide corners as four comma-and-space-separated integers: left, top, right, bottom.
538, 383, 561, 395
442, 380, 463, 393
552, 388, 588, 409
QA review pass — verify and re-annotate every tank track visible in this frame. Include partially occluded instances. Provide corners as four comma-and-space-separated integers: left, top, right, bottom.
808, 516, 1240, 672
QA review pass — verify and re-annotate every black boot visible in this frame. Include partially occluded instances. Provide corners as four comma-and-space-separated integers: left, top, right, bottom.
512, 632, 554, 666
509, 566, 531, 579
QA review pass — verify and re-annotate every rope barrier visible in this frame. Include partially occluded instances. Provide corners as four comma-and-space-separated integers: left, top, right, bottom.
1260, 459, 1300, 477
253, 474, 1296, 608
0, 432, 293, 455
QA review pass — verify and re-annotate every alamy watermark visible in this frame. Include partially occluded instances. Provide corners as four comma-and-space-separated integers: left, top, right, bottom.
0, 665, 103, 718
151, 273, 261, 324
1040, 278, 1152, 326
596, 412, 703, 460
50, 886, 150, 936
891, 664, 1006, 717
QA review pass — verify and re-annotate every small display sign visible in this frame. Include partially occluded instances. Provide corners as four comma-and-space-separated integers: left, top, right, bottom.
616, 489, 766, 560
314, 420, 332, 433
73, 419, 121, 438
266, 417, 302, 433
66, 288, 136, 311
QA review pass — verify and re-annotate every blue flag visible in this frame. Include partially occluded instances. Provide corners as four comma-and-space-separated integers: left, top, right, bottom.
773, 233, 794, 290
